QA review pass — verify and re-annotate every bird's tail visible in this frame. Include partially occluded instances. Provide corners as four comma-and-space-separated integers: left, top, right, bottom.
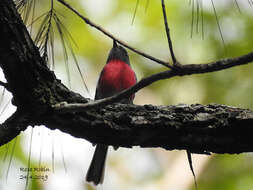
86, 144, 108, 185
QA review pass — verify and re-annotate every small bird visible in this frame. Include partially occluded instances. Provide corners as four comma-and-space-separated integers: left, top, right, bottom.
86, 41, 137, 185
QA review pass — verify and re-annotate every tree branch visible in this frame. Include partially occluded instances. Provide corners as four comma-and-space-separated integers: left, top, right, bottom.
161, 0, 178, 65
53, 51, 253, 112
3, 103, 253, 155
56, 0, 172, 69
34, 104, 253, 154
0, 111, 30, 146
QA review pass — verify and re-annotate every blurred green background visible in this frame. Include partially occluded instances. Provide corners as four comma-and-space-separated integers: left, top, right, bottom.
0, 0, 253, 190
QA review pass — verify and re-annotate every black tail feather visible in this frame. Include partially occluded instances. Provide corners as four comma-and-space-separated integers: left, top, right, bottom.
86, 144, 108, 185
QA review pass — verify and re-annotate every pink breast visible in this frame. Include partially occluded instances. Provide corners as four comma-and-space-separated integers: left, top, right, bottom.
99, 60, 136, 98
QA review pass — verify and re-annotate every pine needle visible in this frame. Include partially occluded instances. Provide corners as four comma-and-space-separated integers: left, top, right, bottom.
186, 150, 198, 190
38, 128, 44, 168
234, 0, 241, 13
25, 128, 34, 190
2, 143, 9, 163
18, 0, 90, 93
131, 0, 140, 25
0, 99, 11, 116
190, 0, 195, 38
210, 0, 226, 52
51, 132, 55, 173
15, 0, 37, 25
0, 88, 6, 107
200, 0, 204, 39
6, 137, 18, 182
249, 0, 253, 7
190, 0, 205, 39
59, 135, 67, 173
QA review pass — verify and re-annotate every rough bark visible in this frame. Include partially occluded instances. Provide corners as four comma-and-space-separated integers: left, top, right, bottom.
44, 103, 253, 154
0, 0, 253, 155
0, 0, 87, 143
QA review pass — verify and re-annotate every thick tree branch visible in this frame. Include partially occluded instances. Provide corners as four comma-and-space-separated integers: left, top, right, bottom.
49, 103, 253, 154
0, 0, 88, 111
0, 111, 30, 146
2, 103, 253, 155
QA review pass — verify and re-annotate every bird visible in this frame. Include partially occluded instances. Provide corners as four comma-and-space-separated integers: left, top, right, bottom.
86, 41, 137, 185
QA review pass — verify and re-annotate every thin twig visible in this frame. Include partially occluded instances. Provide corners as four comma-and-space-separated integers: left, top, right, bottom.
53, 52, 253, 113
0, 81, 8, 89
57, 0, 172, 69
161, 0, 178, 65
